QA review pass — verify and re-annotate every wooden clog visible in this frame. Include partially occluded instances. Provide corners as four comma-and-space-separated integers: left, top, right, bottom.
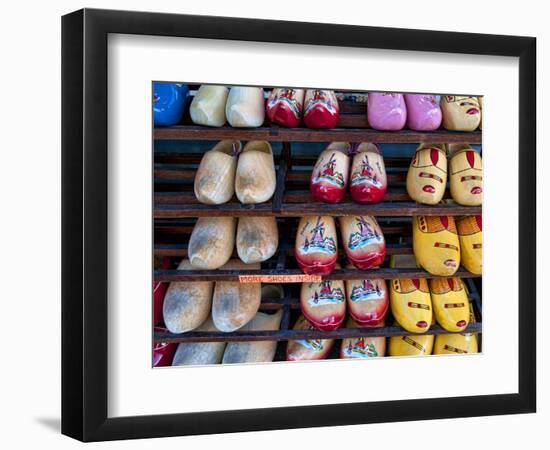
153, 327, 177, 367
349, 143, 387, 204
340, 318, 386, 359
295, 216, 338, 275
456, 215, 482, 275
286, 315, 334, 361
478, 97, 483, 130
430, 278, 470, 332
434, 333, 478, 355
194, 140, 240, 205
222, 311, 283, 364
345, 275, 388, 326
153, 256, 170, 326
171, 318, 227, 366
367, 92, 407, 131
225, 87, 265, 127
235, 140, 276, 204
448, 144, 483, 206
440, 95, 481, 131
310, 142, 350, 203
340, 215, 385, 269
389, 255, 433, 333
406, 143, 447, 205
266, 88, 304, 127
212, 260, 261, 332
162, 259, 214, 333
188, 217, 236, 269
303, 89, 340, 128
236, 216, 278, 263
404, 94, 442, 131
388, 332, 434, 357
153, 82, 189, 126
412, 216, 460, 276
189, 85, 229, 127
300, 275, 346, 331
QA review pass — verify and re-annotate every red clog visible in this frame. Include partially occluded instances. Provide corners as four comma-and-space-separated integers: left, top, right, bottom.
295, 216, 338, 275
303, 89, 340, 128
266, 88, 304, 128
349, 143, 387, 204
153, 327, 177, 367
340, 216, 386, 269
300, 279, 346, 331
345, 277, 388, 326
310, 142, 350, 204
153, 257, 171, 326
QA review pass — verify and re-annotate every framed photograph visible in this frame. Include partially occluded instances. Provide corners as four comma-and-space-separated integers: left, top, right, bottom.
62, 8, 536, 442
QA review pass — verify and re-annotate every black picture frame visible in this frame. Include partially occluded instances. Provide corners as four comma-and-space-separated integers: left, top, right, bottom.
62, 8, 536, 442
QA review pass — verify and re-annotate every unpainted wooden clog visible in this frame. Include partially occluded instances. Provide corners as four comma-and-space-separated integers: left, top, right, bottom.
171, 317, 227, 366
237, 216, 278, 263
225, 87, 265, 127
188, 217, 236, 269
235, 140, 276, 204
189, 85, 229, 127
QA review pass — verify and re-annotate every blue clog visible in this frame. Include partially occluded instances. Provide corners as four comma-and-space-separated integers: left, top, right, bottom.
153, 82, 189, 126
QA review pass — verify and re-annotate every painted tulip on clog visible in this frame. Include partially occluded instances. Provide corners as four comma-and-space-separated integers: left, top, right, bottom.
300, 277, 346, 331
295, 216, 338, 275
349, 143, 387, 204
456, 215, 482, 275
153, 82, 189, 126
388, 332, 434, 357
153, 327, 177, 367
434, 332, 478, 355
448, 144, 483, 206
404, 94, 442, 131
222, 311, 283, 364
406, 143, 447, 205
188, 217, 236, 269
235, 141, 276, 204
212, 260, 261, 332
194, 140, 240, 205
266, 88, 304, 127
163, 260, 214, 333
310, 142, 350, 203
303, 89, 340, 128
340, 215, 385, 269
237, 216, 278, 264
440, 95, 481, 131
171, 318, 227, 366
345, 276, 388, 326
189, 85, 229, 127
286, 315, 334, 361
430, 278, 470, 332
340, 318, 386, 359
225, 87, 265, 127
412, 216, 460, 276
389, 254, 433, 333
367, 92, 407, 131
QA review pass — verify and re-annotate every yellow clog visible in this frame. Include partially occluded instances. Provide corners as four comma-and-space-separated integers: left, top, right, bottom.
440, 95, 481, 131
430, 278, 470, 332
456, 215, 482, 275
448, 144, 483, 206
406, 143, 447, 205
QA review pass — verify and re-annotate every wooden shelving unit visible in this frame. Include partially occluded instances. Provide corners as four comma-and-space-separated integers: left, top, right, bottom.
153, 86, 482, 357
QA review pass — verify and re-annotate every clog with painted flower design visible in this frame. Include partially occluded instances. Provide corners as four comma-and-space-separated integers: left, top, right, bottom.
406, 143, 448, 205
349, 143, 387, 204
345, 275, 388, 326
266, 88, 305, 128
412, 215, 461, 276
310, 142, 350, 203
340, 318, 386, 359
389, 254, 433, 333
456, 215, 482, 275
303, 89, 340, 129
367, 92, 407, 131
300, 275, 346, 331
440, 95, 481, 131
153, 82, 189, 126
430, 278, 470, 332
388, 330, 434, 357
404, 94, 442, 131
448, 144, 483, 206
340, 215, 385, 270
286, 315, 334, 361
295, 216, 338, 275
153, 327, 177, 367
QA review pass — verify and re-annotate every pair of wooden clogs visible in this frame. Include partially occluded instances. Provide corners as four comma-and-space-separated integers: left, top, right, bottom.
389, 255, 471, 334
295, 215, 386, 275
190, 86, 265, 128
194, 140, 276, 205
187, 216, 278, 269
299, 275, 389, 331
266, 88, 340, 128
310, 142, 387, 204
406, 143, 483, 206
412, 215, 482, 276
170, 285, 284, 365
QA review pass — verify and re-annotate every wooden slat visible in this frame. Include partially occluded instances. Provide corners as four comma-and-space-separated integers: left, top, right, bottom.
154, 322, 482, 344
154, 125, 482, 143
